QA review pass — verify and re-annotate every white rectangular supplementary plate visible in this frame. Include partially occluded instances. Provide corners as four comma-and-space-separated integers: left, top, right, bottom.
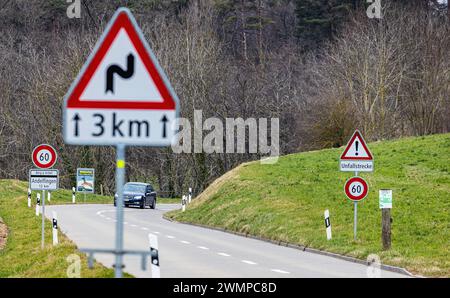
29, 169, 59, 191
339, 160, 374, 172
65, 109, 177, 146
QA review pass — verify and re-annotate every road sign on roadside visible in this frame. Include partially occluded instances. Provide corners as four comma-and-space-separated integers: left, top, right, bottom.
76, 168, 95, 193
32, 144, 57, 169
379, 189, 392, 209
340, 130, 373, 172
63, 7, 178, 278
63, 7, 179, 146
29, 169, 59, 191
344, 176, 369, 202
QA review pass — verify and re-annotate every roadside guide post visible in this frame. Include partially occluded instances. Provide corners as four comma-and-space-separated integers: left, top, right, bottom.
182, 195, 186, 212
27, 188, 31, 208
36, 193, 40, 216
188, 187, 192, 204
149, 233, 160, 278
324, 209, 332, 240
72, 187, 76, 204
52, 211, 58, 246
340, 130, 373, 240
62, 8, 179, 278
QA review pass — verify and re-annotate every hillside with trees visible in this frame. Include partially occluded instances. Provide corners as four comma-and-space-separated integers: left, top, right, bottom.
0, 0, 448, 196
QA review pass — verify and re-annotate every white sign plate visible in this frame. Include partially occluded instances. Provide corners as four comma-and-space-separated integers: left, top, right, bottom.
29, 169, 59, 191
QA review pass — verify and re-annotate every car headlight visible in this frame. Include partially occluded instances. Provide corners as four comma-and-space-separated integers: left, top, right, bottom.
134, 195, 143, 200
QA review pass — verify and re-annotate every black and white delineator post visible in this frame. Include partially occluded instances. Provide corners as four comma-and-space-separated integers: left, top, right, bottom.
324, 209, 332, 240
52, 211, 58, 245
188, 187, 192, 204
181, 195, 186, 212
72, 187, 76, 204
148, 233, 160, 278
48, 191, 51, 202
41, 190, 45, 249
36, 193, 41, 216
27, 188, 31, 208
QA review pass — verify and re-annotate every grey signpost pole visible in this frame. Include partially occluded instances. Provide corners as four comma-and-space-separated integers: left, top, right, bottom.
354, 171, 358, 240
115, 144, 126, 278
354, 201, 357, 240
41, 189, 45, 249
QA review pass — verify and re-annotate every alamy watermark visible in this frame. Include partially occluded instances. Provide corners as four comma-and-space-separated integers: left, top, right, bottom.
366, 0, 382, 19
67, 0, 81, 19
366, 254, 381, 278
171, 110, 279, 164
66, 254, 81, 278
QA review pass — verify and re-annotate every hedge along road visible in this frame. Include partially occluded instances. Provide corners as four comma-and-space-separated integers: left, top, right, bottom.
45, 204, 408, 278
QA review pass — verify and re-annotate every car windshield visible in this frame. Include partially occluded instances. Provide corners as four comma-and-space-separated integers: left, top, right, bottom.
123, 184, 146, 193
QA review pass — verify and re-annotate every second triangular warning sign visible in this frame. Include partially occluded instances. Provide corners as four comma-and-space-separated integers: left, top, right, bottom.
340, 130, 373, 160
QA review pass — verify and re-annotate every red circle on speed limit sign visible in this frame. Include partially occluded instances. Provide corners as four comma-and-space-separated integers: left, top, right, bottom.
32, 144, 57, 169
344, 177, 368, 201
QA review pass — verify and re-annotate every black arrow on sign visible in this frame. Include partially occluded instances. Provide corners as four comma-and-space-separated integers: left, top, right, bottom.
161, 115, 168, 138
73, 113, 81, 137
106, 53, 135, 94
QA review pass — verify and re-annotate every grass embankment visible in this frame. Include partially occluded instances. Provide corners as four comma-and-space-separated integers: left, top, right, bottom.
0, 180, 115, 277
167, 133, 450, 277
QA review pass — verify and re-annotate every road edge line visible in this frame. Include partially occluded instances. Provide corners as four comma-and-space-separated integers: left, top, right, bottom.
162, 214, 416, 277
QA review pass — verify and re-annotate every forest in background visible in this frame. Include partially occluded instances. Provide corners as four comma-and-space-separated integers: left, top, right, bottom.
0, 0, 449, 196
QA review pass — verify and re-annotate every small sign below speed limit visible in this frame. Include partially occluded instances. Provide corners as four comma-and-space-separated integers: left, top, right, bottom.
32, 144, 57, 169
344, 177, 368, 202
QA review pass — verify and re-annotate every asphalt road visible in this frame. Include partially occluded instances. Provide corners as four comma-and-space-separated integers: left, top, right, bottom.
45, 204, 407, 278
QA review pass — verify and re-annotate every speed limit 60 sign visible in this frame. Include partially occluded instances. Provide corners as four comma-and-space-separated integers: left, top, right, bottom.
32, 144, 57, 169
344, 177, 368, 202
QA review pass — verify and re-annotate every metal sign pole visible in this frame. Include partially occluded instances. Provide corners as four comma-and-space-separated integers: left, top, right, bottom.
41, 190, 45, 249
354, 171, 358, 240
354, 201, 357, 240
115, 144, 126, 278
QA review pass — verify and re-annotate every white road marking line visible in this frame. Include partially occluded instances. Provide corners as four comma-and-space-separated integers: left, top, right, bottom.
271, 269, 290, 274
123, 222, 128, 225
130, 224, 137, 227
217, 252, 231, 257
197, 246, 209, 250
153, 231, 160, 234
141, 227, 149, 231
241, 260, 257, 265
180, 240, 190, 244
166, 235, 175, 239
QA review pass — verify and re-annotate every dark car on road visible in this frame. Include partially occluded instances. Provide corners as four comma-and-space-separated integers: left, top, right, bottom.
114, 182, 157, 209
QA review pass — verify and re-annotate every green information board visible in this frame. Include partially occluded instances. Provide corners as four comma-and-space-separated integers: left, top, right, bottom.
379, 189, 392, 209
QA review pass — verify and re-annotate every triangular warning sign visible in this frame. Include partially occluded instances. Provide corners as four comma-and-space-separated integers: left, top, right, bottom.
340, 130, 373, 160
66, 8, 176, 110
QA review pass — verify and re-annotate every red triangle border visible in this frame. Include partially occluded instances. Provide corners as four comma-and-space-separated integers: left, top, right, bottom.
66, 11, 176, 110
340, 130, 373, 160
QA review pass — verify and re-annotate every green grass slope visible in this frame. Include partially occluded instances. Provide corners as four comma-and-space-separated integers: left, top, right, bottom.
0, 180, 117, 277
167, 134, 450, 277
